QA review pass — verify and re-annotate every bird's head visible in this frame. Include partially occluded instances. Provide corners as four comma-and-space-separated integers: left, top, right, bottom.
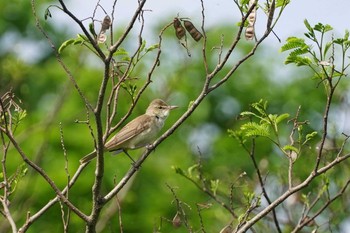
146, 99, 178, 119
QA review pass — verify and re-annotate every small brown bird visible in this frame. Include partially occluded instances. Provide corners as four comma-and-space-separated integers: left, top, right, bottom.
80, 99, 177, 164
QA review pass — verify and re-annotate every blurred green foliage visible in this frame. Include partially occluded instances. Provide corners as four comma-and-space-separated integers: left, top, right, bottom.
1, 1, 350, 233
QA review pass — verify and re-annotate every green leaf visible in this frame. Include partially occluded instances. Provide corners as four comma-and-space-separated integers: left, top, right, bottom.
251, 99, 268, 116
236, 20, 249, 27
285, 55, 312, 66
240, 0, 250, 5
115, 48, 129, 56
89, 22, 97, 39
301, 193, 310, 207
172, 166, 185, 176
276, 113, 290, 124
282, 144, 299, 153
305, 131, 318, 143
344, 41, 350, 50
313, 23, 323, 32
319, 174, 330, 195
323, 24, 333, 33
58, 34, 90, 53
304, 32, 313, 40
334, 38, 344, 45
244, 191, 255, 203
188, 164, 199, 178
323, 41, 332, 58
288, 46, 309, 57
314, 23, 333, 33
9, 107, 26, 127
276, 0, 290, 7
8, 163, 28, 193
145, 43, 159, 53
122, 56, 131, 62
280, 37, 306, 52
76, 34, 89, 43
210, 179, 220, 196
267, 113, 277, 123
58, 38, 76, 54
140, 40, 146, 52
240, 122, 270, 138
240, 111, 259, 118
303, 19, 314, 35
228, 129, 245, 143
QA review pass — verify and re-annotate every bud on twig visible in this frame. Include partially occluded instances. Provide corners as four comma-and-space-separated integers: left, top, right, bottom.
172, 212, 182, 228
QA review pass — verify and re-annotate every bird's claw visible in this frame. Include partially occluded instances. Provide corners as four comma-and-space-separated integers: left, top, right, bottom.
131, 161, 141, 170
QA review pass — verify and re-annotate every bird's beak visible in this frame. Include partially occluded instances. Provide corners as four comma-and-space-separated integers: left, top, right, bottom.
168, 105, 178, 110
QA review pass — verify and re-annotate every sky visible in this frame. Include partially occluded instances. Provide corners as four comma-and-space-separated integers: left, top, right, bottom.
12, 0, 348, 63
62, 0, 350, 45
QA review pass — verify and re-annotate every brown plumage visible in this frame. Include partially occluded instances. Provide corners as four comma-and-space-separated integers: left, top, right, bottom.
79, 99, 177, 164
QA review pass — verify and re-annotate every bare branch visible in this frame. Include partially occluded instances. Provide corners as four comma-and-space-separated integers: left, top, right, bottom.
248, 139, 282, 233
292, 178, 350, 232
18, 163, 88, 232
236, 153, 350, 233
5, 131, 88, 222
109, 0, 147, 55
57, 0, 106, 59
31, 0, 94, 112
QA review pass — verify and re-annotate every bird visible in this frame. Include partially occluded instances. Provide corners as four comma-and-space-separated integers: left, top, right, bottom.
79, 99, 178, 164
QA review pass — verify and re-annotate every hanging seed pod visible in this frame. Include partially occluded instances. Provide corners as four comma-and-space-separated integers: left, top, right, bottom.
97, 15, 111, 43
183, 20, 203, 41
172, 212, 182, 228
173, 18, 186, 40
245, 0, 257, 40
97, 33, 107, 43
101, 15, 112, 33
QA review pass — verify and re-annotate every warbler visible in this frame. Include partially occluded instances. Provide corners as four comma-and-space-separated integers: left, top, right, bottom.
79, 99, 177, 164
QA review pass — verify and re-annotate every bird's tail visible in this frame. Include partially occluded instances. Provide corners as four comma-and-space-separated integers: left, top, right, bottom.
79, 150, 97, 164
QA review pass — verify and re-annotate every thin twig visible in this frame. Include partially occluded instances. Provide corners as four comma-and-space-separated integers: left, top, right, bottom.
31, 0, 94, 112
291, 178, 350, 232
18, 163, 88, 232
236, 152, 350, 233
5, 131, 88, 222
249, 139, 282, 233
57, 0, 106, 59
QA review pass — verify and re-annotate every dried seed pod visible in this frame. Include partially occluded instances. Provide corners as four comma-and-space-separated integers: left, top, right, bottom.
173, 18, 186, 40
172, 212, 182, 228
245, 0, 256, 40
97, 33, 107, 43
97, 15, 112, 43
101, 15, 112, 33
183, 20, 203, 42
245, 25, 254, 40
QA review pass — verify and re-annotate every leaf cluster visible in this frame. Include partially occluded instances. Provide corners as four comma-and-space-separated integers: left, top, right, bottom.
281, 20, 350, 80
229, 99, 289, 144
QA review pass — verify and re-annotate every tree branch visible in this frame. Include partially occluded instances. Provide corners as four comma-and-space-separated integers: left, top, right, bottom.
236, 152, 350, 233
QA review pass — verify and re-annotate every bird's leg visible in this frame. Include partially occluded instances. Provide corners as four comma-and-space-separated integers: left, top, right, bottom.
146, 144, 154, 151
123, 149, 137, 166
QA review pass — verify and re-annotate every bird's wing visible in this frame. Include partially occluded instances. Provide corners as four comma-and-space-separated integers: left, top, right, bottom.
104, 114, 151, 151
